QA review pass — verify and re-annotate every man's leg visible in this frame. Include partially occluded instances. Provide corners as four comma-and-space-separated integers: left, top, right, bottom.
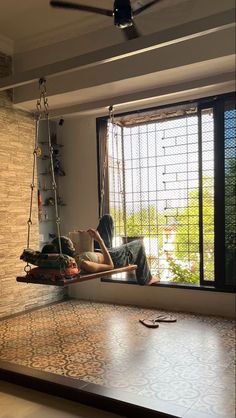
126, 240, 151, 285
126, 240, 160, 285
94, 214, 114, 250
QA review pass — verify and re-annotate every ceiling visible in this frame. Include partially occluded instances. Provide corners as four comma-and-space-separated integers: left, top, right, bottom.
0, 0, 235, 117
0, 0, 181, 52
0, 0, 108, 43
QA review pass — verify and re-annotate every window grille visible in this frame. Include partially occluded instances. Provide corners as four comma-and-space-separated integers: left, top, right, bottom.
102, 94, 235, 287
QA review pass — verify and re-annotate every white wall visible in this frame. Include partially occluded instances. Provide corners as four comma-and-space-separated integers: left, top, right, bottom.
69, 281, 236, 318
57, 116, 99, 234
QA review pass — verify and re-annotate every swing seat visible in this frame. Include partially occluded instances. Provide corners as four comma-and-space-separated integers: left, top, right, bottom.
20, 266, 81, 284
16, 265, 137, 286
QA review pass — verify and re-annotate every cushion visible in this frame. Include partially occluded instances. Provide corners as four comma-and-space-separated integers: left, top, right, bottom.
28, 266, 80, 282
20, 249, 77, 269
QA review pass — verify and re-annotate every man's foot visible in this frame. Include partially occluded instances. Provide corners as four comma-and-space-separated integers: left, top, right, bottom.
147, 276, 160, 285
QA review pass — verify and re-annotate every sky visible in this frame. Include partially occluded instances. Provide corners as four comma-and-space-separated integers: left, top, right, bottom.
108, 110, 214, 215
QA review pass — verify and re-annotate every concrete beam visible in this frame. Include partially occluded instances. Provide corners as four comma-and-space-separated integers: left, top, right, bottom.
0, 9, 235, 91
13, 27, 235, 106
46, 72, 235, 117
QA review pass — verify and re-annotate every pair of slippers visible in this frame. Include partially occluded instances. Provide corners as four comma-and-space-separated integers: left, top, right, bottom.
139, 314, 177, 328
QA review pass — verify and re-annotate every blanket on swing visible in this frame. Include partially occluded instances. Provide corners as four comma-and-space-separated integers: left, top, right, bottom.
25, 266, 80, 283
20, 249, 77, 269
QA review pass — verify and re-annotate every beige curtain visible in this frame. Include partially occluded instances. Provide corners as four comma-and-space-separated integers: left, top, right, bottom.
96, 118, 109, 218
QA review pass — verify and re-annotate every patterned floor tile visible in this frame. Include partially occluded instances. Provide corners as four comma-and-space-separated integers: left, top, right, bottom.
0, 300, 235, 418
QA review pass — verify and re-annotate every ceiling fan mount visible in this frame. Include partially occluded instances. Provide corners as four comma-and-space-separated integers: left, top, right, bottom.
50, 0, 162, 39
113, 0, 133, 29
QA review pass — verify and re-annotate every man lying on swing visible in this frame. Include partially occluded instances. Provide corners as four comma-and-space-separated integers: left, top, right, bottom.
49, 214, 160, 286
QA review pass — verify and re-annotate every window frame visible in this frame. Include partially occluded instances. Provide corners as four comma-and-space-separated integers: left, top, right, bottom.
96, 92, 236, 292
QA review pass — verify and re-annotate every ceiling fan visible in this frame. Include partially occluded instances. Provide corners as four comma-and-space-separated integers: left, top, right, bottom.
50, 0, 163, 40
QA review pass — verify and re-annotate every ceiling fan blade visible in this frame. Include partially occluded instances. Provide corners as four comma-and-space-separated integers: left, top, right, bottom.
50, 1, 113, 17
133, 0, 162, 16
123, 23, 140, 40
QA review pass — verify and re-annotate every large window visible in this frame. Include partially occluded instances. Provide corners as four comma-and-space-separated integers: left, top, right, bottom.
97, 94, 236, 288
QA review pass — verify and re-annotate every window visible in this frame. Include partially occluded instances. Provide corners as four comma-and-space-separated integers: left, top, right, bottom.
97, 94, 236, 289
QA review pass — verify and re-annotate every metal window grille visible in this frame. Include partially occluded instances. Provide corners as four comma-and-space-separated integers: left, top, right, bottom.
107, 106, 215, 284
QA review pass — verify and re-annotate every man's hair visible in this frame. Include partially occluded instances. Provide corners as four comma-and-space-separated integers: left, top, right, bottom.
52, 236, 75, 257
41, 244, 57, 254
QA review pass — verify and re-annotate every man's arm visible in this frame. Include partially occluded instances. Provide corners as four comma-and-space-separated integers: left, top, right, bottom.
87, 229, 114, 270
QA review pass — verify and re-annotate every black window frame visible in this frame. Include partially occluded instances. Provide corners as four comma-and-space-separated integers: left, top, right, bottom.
97, 92, 236, 292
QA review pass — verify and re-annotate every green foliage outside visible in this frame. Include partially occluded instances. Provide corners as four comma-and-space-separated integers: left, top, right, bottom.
110, 177, 215, 284
225, 158, 236, 247
110, 205, 165, 236
169, 177, 214, 283
167, 258, 199, 284
224, 157, 236, 285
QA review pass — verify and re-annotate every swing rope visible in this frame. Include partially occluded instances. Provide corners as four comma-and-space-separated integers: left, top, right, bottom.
103, 106, 127, 241
26, 116, 40, 250
43, 88, 63, 256
24, 115, 40, 274
100, 105, 122, 216
99, 105, 113, 218
26, 79, 63, 260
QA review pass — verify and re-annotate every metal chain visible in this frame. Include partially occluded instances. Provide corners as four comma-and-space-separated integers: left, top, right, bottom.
109, 105, 114, 124
24, 92, 42, 272
45, 112, 63, 256
26, 114, 40, 250
25, 78, 64, 273
37, 78, 48, 113
100, 106, 114, 217
39, 78, 63, 257
107, 106, 127, 239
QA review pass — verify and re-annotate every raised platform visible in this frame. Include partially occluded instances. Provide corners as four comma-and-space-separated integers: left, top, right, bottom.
0, 361, 180, 418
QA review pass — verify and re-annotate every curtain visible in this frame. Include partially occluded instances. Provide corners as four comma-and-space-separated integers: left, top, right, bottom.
96, 118, 109, 218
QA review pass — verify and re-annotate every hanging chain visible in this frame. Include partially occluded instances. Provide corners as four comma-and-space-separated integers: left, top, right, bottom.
36, 77, 48, 113
25, 78, 63, 274
46, 113, 63, 256
39, 78, 63, 257
100, 106, 114, 217
109, 105, 114, 124
26, 114, 40, 250
107, 106, 127, 239
24, 88, 42, 272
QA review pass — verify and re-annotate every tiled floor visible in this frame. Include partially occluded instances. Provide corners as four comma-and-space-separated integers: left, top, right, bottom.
0, 300, 235, 418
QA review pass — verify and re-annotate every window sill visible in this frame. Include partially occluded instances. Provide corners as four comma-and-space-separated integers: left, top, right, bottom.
101, 276, 236, 293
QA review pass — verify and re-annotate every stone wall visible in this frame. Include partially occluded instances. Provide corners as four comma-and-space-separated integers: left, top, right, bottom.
0, 52, 66, 318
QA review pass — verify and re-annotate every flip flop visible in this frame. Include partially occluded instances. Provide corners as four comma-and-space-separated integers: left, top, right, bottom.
139, 319, 159, 328
154, 315, 177, 323
139, 315, 177, 328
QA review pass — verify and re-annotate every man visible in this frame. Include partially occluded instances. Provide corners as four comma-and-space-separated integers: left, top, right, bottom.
52, 214, 160, 285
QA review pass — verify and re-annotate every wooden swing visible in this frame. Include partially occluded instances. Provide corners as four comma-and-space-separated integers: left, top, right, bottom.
17, 265, 137, 286
16, 81, 136, 287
